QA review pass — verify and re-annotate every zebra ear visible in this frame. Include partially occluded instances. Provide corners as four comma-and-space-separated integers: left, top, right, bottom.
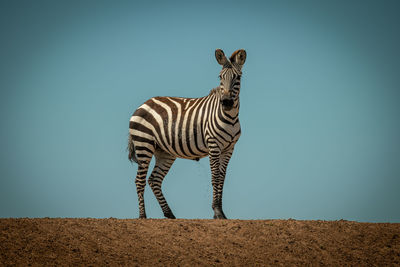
230, 49, 247, 66
215, 49, 229, 66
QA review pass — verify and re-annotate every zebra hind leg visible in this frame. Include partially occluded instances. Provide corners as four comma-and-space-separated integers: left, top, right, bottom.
131, 133, 155, 219
135, 161, 150, 219
148, 150, 176, 219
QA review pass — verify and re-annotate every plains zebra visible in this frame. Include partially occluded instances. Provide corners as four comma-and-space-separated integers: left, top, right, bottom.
128, 49, 246, 219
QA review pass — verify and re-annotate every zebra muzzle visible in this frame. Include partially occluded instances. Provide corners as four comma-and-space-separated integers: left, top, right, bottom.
221, 96, 234, 110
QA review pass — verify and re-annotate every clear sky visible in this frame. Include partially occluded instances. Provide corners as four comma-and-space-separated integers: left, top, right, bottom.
0, 0, 399, 222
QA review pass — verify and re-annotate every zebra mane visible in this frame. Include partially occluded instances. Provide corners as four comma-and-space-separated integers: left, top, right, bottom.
209, 86, 222, 96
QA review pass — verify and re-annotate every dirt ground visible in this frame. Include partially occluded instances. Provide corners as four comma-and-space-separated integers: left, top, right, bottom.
0, 218, 399, 266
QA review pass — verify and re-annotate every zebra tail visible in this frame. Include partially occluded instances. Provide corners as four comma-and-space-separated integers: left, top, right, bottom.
127, 134, 138, 163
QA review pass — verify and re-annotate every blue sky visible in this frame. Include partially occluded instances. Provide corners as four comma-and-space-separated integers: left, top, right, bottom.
0, 0, 399, 222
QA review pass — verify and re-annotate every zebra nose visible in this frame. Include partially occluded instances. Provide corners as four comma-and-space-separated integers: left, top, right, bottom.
222, 98, 233, 106
221, 95, 234, 109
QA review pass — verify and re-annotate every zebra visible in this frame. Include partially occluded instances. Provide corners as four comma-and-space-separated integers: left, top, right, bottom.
128, 49, 247, 219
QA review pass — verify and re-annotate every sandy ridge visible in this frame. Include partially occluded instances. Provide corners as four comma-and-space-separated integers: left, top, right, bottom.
1, 218, 399, 266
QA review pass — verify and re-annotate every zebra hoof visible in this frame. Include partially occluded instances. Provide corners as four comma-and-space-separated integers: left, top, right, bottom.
139, 215, 147, 219
213, 209, 227, 219
164, 212, 176, 219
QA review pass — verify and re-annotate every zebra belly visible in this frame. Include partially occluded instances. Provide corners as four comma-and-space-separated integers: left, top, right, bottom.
154, 129, 209, 160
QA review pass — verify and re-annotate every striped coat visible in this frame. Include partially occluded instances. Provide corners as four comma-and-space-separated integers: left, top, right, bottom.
128, 49, 246, 219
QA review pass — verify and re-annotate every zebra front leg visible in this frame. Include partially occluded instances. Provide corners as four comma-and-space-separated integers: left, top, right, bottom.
135, 162, 150, 219
209, 149, 227, 219
148, 152, 176, 219
215, 149, 234, 217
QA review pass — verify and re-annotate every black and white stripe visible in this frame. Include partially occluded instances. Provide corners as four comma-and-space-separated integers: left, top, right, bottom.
128, 49, 247, 219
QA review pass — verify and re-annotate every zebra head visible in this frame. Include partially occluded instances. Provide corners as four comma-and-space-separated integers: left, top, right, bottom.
215, 49, 247, 111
